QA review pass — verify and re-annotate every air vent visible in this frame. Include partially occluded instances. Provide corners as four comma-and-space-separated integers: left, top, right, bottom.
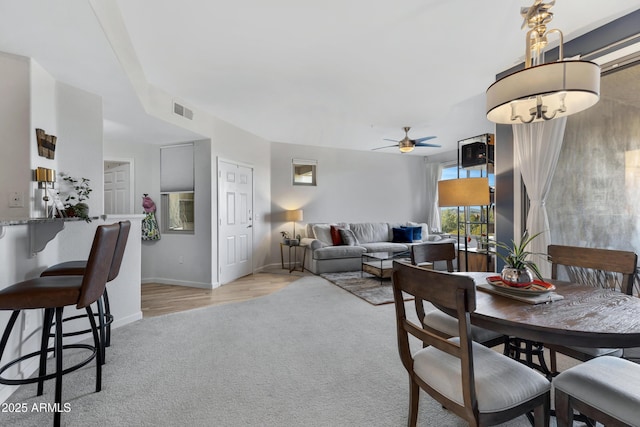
173, 102, 193, 120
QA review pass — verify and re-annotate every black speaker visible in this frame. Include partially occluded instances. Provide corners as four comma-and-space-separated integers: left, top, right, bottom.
461, 142, 493, 168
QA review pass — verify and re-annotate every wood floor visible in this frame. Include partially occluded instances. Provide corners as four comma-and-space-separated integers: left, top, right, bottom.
141, 270, 310, 317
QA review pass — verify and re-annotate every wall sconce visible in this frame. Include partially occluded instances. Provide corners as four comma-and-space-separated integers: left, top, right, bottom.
486, 1, 600, 124
35, 167, 56, 218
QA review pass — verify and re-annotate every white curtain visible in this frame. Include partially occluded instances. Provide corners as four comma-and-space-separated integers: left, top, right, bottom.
425, 162, 443, 232
513, 118, 567, 278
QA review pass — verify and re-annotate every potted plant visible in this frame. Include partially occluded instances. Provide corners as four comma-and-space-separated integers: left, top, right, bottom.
491, 230, 545, 286
57, 173, 92, 222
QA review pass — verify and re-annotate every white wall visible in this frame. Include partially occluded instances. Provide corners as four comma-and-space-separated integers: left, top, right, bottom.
56, 82, 104, 216
269, 142, 429, 265
0, 53, 30, 219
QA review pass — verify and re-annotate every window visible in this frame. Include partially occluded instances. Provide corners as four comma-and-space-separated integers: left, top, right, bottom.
292, 159, 317, 186
160, 143, 195, 234
162, 192, 194, 232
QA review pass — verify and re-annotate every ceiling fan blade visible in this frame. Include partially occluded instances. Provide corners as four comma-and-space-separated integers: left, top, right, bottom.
382, 138, 399, 143
413, 136, 437, 143
371, 144, 399, 151
414, 142, 441, 148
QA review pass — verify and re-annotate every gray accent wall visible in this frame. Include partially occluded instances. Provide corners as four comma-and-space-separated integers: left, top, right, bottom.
547, 63, 640, 252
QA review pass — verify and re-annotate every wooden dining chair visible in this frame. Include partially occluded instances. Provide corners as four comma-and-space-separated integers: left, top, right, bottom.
409, 242, 505, 348
546, 244, 638, 374
392, 261, 551, 426
553, 355, 640, 427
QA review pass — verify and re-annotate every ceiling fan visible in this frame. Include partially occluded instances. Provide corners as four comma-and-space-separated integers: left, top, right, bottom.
372, 127, 440, 153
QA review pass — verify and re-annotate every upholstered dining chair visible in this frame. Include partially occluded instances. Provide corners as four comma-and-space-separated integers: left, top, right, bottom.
392, 261, 551, 427
0, 223, 120, 427
553, 355, 640, 427
546, 244, 638, 374
40, 220, 131, 364
409, 242, 505, 348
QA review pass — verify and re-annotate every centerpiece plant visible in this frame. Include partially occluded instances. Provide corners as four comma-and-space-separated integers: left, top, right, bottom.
491, 230, 545, 285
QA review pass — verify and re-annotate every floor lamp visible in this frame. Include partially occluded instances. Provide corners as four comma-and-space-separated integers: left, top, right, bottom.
438, 178, 490, 272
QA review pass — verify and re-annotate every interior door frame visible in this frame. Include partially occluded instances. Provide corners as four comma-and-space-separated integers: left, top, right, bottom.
216, 157, 255, 285
103, 157, 135, 214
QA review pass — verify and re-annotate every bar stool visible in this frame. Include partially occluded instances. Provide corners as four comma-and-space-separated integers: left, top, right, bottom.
40, 220, 130, 364
0, 223, 119, 427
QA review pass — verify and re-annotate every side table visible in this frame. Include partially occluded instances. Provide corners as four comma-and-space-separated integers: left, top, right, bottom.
280, 243, 307, 273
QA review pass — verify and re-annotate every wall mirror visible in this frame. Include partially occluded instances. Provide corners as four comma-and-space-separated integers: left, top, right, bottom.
292, 159, 317, 186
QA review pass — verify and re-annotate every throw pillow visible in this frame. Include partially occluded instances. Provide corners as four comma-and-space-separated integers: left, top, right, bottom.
330, 225, 344, 245
339, 229, 359, 246
407, 222, 429, 241
312, 224, 334, 246
392, 227, 413, 243
401, 225, 422, 242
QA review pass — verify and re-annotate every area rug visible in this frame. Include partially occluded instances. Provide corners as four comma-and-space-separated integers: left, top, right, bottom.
320, 271, 413, 305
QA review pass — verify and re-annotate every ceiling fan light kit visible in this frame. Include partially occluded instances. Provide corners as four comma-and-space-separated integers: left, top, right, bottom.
373, 126, 439, 153
486, 0, 600, 124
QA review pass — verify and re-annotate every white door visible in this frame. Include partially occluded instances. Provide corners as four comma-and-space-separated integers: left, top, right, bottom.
218, 160, 254, 284
104, 163, 131, 214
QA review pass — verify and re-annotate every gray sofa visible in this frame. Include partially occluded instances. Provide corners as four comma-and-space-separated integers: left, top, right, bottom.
300, 222, 457, 274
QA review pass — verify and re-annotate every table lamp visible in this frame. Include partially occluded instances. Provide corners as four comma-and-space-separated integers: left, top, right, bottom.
438, 178, 490, 271
285, 209, 303, 242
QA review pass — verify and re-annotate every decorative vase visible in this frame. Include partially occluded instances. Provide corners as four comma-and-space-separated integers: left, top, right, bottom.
501, 266, 534, 286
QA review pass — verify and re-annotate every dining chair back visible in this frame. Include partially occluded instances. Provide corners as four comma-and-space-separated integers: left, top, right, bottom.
391, 261, 550, 426
409, 242, 505, 348
549, 244, 637, 295
410, 241, 455, 272
546, 244, 639, 374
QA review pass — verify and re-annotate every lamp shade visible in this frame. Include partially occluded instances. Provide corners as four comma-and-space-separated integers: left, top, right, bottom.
438, 178, 490, 207
486, 60, 600, 124
285, 209, 303, 222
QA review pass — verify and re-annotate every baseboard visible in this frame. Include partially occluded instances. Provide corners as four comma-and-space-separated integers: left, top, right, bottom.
0, 355, 40, 404
141, 278, 213, 289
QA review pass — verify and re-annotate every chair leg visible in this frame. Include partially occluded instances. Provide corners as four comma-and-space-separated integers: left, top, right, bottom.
37, 308, 54, 396
0, 310, 21, 382
554, 389, 573, 427
549, 349, 558, 374
408, 378, 419, 427
96, 298, 106, 365
534, 392, 550, 427
86, 305, 102, 392
102, 289, 112, 347
54, 307, 63, 427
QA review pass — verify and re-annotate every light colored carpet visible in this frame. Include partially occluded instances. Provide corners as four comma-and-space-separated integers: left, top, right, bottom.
4, 276, 566, 426
320, 271, 412, 305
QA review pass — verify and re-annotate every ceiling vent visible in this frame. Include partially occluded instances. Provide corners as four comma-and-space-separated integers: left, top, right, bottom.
173, 101, 193, 120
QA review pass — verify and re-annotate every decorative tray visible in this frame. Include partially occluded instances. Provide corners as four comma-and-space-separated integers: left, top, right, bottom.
486, 276, 556, 296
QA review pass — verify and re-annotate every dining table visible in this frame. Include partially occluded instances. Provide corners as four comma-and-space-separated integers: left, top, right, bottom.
459, 272, 640, 349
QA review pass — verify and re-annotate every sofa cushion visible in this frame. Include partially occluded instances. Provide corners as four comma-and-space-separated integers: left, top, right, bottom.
312, 224, 334, 246
330, 225, 344, 245
339, 229, 359, 246
313, 245, 366, 260
350, 223, 390, 244
360, 242, 409, 253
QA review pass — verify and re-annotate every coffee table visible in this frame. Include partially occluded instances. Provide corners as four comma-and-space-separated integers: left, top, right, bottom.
361, 251, 412, 283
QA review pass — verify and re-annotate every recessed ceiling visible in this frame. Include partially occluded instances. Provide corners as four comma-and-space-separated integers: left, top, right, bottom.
1, 0, 639, 154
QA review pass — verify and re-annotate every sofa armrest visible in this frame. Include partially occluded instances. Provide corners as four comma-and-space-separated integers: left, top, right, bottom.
300, 237, 326, 250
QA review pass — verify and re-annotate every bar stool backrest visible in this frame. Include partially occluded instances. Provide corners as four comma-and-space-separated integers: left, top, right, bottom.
107, 221, 131, 282
77, 223, 120, 309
